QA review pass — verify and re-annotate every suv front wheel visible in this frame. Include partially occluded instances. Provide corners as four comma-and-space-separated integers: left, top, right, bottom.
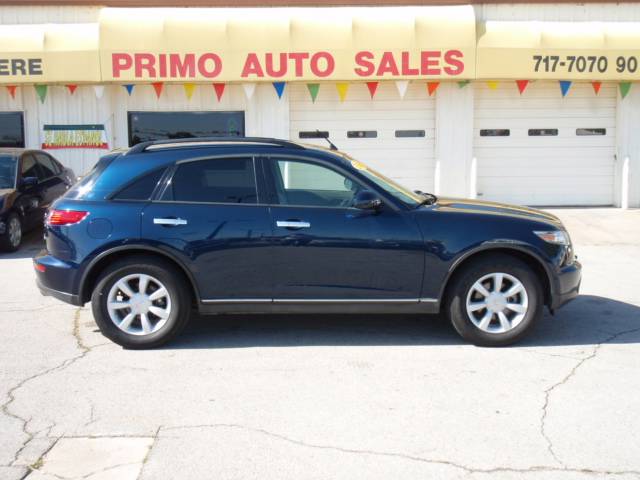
446, 255, 543, 346
91, 256, 191, 348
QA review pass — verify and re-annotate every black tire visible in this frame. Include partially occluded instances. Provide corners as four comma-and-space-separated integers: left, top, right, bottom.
91, 255, 191, 349
445, 254, 543, 347
0, 213, 22, 252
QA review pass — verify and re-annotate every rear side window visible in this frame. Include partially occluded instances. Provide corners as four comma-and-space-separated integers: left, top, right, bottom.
35, 153, 58, 179
162, 158, 257, 204
21, 154, 41, 179
113, 168, 166, 201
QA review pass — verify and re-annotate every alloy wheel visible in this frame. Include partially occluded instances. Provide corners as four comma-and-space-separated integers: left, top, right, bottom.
8, 217, 21, 248
107, 273, 172, 336
465, 272, 529, 334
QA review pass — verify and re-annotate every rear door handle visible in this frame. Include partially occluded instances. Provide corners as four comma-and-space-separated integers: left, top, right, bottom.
154, 217, 188, 226
276, 220, 311, 229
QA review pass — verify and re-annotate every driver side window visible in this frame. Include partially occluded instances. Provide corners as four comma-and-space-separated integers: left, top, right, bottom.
271, 159, 361, 207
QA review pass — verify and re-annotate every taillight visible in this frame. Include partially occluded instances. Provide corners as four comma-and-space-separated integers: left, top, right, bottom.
47, 209, 89, 226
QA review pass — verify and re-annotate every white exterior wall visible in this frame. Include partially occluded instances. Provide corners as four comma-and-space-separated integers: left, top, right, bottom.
1, 3, 640, 206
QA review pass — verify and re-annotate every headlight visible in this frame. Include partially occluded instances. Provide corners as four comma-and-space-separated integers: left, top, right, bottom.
534, 230, 570, 245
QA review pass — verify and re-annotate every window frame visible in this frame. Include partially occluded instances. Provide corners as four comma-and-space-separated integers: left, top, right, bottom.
153, 154, 264, 206
259, 154, 404, 212
0, 112, 25, 148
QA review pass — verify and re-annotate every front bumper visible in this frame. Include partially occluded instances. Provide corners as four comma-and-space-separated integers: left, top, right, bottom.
34, 250, 83, 306
550, 260, 582, 311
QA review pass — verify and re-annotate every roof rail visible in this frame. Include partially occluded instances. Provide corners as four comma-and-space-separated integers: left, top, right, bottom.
125, 136, 305, 155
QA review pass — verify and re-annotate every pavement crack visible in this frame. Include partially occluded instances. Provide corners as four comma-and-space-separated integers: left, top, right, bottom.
2, 308, 92, 467
540, 325, 640, 468
136, 426, 162, 480
161, 423, 640, 476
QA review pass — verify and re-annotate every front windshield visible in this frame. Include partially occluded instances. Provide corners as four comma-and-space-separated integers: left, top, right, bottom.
341, 154, 425, 206
0, 155, 17, 189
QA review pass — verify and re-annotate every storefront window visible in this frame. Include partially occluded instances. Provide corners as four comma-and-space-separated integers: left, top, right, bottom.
127, 111, 245, 146
0, 112, 25, 148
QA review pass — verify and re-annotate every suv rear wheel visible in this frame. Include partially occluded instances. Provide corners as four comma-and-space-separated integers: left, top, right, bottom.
446, 255, 543, 346
91, 256, 191, 348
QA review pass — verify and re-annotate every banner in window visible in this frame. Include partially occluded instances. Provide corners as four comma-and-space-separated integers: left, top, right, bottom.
42, 124, 109, 150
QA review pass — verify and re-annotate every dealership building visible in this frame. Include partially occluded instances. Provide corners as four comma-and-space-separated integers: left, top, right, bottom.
1, 0, 639, 207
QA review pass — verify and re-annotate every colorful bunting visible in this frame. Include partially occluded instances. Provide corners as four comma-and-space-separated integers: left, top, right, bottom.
272, 81, 286, 99
559, 80, 572, 97
336, 82, 349, 102
213, 83, 225, 101
35, 85, 47, 103
457, 80, 471, 88
93, 85, 105, 99
619, 82, 632, 99
242, 83, 256, 100
66, 84, 78, 95
516, 80, 529, 95
427, 82, 440, 96
395, 80, 409, 99
366, 82, 378, 99
6, 85, 17, 99
151, 82, 164, 98
183, 83, 196, 100
591, 81, 602, 95
486, 81, 499, 90
307, 83, 320, 102
124, 84, 135, 96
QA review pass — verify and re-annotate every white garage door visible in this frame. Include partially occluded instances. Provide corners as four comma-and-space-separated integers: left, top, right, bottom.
289, 82, 436, 193
474, 81, 616, 206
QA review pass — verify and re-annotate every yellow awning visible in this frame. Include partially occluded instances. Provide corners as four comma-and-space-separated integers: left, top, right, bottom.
99, 6, 476, 82
0, 23, 100, 84
477, 20, 640, 80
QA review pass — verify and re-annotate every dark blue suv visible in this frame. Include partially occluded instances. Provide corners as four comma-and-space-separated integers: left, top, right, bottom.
34, 137, 581, 348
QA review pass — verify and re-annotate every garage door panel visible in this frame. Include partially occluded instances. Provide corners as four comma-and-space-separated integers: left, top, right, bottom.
473, 81, 616, 206
290, 83, 436, 192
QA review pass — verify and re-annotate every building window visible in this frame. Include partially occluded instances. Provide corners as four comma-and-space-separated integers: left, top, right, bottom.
480, 129, 510, 137
528, 129, 558, 136
299, 131, 329, 139
347, 130, 377, 138
0, 112, 25, 148
127, 111, 245, 146
395, 130, 425, 138
576, 128, 606, 136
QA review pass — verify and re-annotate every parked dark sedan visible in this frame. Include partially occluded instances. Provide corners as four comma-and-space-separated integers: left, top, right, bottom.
34, 138, 581, 348
0, 148, 76, 251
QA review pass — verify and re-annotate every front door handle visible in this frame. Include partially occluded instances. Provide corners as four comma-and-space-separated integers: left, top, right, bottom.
276, 220, 311, 229
154, 217, 188, 226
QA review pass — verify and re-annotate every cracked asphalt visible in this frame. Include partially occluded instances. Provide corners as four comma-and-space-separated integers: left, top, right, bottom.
1, 208, 639, 480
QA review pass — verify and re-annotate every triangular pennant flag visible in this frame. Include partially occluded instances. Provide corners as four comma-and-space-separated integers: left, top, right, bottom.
395, 80, 409, 99
559, 80, 572, 97
457, 80, 471, 89
183, 83, 196, 100
151, 82, 164, 98
272, 82, 286, 99
35, 85, 47, 103
427, 82, 440, 96
486, 81, 499, 90
366, 82, 378, 99
591, 81, 602, 95
336, 82, 349, 102
516, 80, 529, 95
213, 83, 225, 101
124, 84, 134, 96
307, 83, 320, 102
93, 85, 105, 99
619, 82, 632, 99
242, 83, 256, 100
6, 85, 17, 99
66, 84, 78, 95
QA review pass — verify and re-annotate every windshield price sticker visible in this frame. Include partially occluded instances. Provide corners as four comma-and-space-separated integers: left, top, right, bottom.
533, 55, 639, 74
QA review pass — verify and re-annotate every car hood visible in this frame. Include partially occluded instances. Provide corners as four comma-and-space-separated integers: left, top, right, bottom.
430, 197, 563, 226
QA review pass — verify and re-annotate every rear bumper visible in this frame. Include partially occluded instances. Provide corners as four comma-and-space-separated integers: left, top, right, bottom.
34, 251, 83, 306
550, 260, 582, 311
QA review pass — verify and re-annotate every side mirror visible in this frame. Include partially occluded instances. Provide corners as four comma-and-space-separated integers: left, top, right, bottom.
353, 190, 383, 211
20, 177, 39, 190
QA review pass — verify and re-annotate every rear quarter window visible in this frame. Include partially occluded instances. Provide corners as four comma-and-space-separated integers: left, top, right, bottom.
112, 168, 166, 201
